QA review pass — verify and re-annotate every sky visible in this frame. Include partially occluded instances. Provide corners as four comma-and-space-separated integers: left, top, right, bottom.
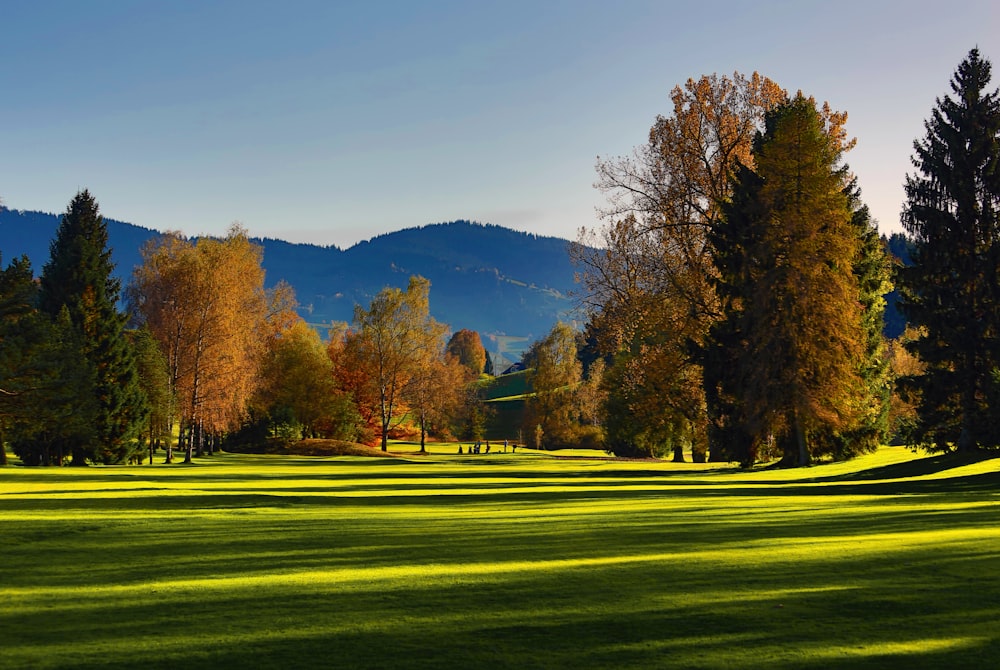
0, 1, 997, 248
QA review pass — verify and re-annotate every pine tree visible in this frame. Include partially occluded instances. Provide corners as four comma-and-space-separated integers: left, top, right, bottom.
897, 48, 1000, 452
37, 191, 147, 464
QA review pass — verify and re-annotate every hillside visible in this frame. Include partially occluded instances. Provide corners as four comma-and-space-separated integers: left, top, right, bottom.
0, 209, 579, 360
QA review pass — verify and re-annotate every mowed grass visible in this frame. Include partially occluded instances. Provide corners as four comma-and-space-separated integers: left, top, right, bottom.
2, 447, 999, 669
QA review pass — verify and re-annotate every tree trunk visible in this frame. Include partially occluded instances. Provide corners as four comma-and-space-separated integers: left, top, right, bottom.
795, 413, 811, 467
671, 445, 685, 463
184, 422, 194, 464
71, 445, 88, 466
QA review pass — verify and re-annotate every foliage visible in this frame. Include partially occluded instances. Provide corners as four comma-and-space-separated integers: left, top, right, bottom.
711, 95, 869, 467
36, 190, 147, 464
446, 328, 487, 376
523, 322, 583, 448
128, 326, 173, 463
896, 48, 1000, 452
128, 226, 270, 461
0, 256, 94, 465
348, 276, 449, 450
576, 71, 786, 463
255, 319, 361, 441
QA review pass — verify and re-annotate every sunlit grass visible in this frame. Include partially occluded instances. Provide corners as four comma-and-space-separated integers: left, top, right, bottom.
2, 447, 999, 668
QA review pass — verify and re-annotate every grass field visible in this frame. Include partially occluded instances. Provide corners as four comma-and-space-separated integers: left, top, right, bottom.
2, 445, 999, 669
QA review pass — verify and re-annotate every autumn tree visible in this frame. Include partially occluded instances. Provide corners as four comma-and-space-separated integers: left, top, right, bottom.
256, 318, 360, 441
896, 48, 1000, 452
37, 191, 147, 464
351, 276, 447, 451
523, 322, 582, 448
406, 348, 468, 452
575, 72, 786, 460
128, 225, 269, 462
713, 94, 868, 466
446, 329, 487, 377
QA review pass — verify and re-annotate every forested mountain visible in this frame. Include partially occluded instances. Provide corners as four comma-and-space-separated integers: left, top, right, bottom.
0, 209, 578, 357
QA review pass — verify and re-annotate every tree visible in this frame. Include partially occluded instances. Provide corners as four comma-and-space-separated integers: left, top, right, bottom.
37, 191, 147, 464
523, 322, 582, 448
256, 318, 359, 440
446, 329, 487, 377
128, 226, 270, 462
406, 350, 468, 452
0, 255, 46, 465
713, 94, 868, 466
129, 326, 173, 464
897, 48, 1000, 452
575, 72, 786, 461
352, 276, 447, 451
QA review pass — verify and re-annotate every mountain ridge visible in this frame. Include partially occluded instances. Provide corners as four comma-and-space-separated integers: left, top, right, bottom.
0, 208, 580, 361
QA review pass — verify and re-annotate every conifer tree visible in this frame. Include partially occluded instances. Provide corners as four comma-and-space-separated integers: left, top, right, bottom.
37, 191, 147, 464
897, 48, 1000, 451
714, 95, 868, 466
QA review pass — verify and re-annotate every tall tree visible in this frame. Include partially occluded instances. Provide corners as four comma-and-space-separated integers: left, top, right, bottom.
128, 226, 269, 462
352, 276, 446, 451
715, 94, 867, 466
37, 191, 146, 464
897, 48, 1000, 451
575, 72, 786, 461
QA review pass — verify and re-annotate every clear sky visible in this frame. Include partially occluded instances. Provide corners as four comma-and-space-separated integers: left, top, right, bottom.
0, 1, 996, 248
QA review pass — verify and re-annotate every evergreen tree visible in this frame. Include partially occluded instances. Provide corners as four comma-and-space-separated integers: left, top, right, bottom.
703, 163, 768, 466
37, 191, 147, 464
0, 254, 44, 465
897, 48, 1000, 451
713, 95, 868, 466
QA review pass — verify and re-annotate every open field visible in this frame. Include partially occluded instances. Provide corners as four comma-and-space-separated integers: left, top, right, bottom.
2, 446, 999, 669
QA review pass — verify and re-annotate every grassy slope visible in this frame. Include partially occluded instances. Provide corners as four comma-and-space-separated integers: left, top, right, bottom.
1, 447, 999, 669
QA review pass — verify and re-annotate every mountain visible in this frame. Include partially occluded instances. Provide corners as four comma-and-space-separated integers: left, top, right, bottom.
0, 209, 580, 362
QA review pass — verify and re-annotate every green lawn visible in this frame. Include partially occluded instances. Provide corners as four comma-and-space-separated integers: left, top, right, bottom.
2, 446, 999, 669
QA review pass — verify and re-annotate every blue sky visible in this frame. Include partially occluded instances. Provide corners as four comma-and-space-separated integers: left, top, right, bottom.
0, 1, 996, 248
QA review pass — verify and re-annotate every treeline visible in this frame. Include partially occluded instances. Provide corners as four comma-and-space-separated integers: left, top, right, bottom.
560, 48, 1000, 465
3, 49, 997, 468
0, 192, 493, 465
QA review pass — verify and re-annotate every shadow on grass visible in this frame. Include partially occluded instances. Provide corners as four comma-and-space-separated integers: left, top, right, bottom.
6, 534, 999, 670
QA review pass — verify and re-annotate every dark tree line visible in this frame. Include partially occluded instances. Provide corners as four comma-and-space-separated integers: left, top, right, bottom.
1, 191, 148, 465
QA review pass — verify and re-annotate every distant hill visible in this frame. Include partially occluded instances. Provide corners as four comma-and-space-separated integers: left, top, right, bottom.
0, 208, 580, 362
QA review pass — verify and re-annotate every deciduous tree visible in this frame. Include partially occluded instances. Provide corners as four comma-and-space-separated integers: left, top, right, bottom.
352, 276, 446, 451
575, 72, 786, 461
446, 329, 487, 377
129, 225, 269, 461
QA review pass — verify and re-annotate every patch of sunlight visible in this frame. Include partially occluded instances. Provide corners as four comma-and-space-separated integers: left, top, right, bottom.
811, 636, 985, 658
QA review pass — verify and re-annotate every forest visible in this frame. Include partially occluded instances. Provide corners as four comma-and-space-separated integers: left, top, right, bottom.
2, 49, 999, 469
